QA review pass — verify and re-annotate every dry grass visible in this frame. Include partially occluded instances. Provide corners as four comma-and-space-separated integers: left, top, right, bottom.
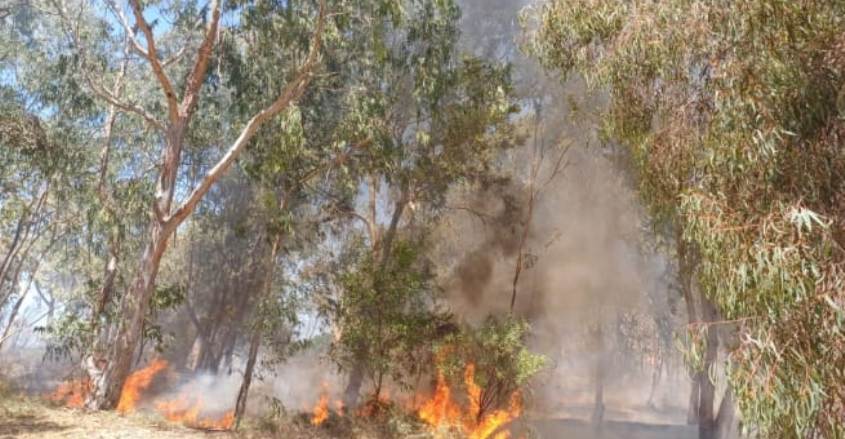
0, 381, 433, 439
0, 383, 230, 438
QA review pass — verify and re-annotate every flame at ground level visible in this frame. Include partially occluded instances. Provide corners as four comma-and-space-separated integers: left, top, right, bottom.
155, 395, 235, 430
47, 378, 89, 409
418, 363, 522, 439
47, 359, 235, 430
311, 392, 330, 426
117, 358, 169, 414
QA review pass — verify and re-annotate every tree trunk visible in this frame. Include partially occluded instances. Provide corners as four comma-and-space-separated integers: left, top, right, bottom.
698, 299, 720, 439
78, 0, 322, 410
234, 235, 282, 428
714, 387, 738, 439
85, 221, 171, 409
688, 378, 701, 424
343, 191, 409, 408
234, 330, 261, 428
0, 281, 31, 351
343, 365, 366, 408
591, 323, 606, 425
677, 231, 703, 425
647, 354, 663, 407
510, 189, 535, 312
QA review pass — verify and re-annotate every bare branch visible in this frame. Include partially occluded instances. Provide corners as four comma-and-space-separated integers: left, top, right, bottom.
83, 76, 166, 132
51, 0, 165, 131
444, 204, 493, 224
166, 1, 327, 230
162, 46, 188, 67
540, 141, 572, 192
180, 0, 221, 118
103, 0, 149, 58
98, 44, 131, 198
126, 0, 180, 122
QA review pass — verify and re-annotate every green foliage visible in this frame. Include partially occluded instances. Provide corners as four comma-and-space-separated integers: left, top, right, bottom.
532, 0, 845, 436
436, 316, 546, 418
330, 237, 447, 395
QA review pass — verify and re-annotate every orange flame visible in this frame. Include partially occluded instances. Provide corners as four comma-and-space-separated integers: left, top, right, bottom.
417, 363, 522, 439
47, 378, 89, 408
155, 395, 235, 430
116, 358, 169, 414
311, 383, 330, 426
111, 359, 234, 430
419, 371, 462, 427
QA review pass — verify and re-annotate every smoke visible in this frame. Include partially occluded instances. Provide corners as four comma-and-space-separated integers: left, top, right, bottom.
430, 0, 695, 429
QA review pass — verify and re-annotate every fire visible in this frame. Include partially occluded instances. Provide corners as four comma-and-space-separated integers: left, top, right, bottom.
47, 378, 89, 408
417, 363, 522, 439
155, 395, 235, 430
311, 392, 330, 426
45, 358, 235, 430
419, 371, 461, 427
116, 358, 169, 414
311, 383, 332, 425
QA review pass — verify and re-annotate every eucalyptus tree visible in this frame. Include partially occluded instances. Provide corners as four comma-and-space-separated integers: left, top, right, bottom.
218, 0, 407, 422
0, 6, 108, 353
532, 1, 845, 437
35, 0, 330, 409
319, 0, 521, 406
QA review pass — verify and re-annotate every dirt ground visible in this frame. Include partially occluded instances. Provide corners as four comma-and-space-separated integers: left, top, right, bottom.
0, 391, 235, 439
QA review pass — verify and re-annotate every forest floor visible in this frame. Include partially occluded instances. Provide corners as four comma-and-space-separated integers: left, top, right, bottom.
0, 384, 401, 439
0, 390, 700, 439
0, 389, 229, 439
1, 371, 697, 439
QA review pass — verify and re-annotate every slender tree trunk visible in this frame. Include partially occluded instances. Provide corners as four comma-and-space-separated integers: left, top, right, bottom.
235, 237, 282, 428
343, 366, 366, 408
698, 299, 720, 439
344, 191, 409, 408
0, 279, 32, 351
677, 232, 703, 425
91, 250, 119, 334
591, 323, 606, 426
647, 354, 663, 407
234, 329, 261, 428
0, 214, 27, 293
0, 186, 48, 309
510, 190, 534, 312
234, 235, 282, 428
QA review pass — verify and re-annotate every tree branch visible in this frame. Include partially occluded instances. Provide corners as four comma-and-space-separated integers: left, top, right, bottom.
52, 0, 164, 131
104, 0, 150, 58
180, 0, 221, 118
166, 1, 326, 230
83, 75, 165, 132
126, 0, 181, 122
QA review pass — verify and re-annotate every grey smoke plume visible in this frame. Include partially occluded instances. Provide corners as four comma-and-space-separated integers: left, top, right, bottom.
430, 0, 695, 430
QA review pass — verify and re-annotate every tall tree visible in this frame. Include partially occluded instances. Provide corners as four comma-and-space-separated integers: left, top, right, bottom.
46, 0, 327, 409
322, 0, 519, 406
532, 1, 845, 437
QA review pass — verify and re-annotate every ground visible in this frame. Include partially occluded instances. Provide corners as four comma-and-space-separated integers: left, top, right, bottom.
0, 379, 698, 439
0, 390, 228, 439
0, 385, 403, 439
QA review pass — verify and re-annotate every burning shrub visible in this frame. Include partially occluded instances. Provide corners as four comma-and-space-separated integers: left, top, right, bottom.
433, 316, 545, 424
